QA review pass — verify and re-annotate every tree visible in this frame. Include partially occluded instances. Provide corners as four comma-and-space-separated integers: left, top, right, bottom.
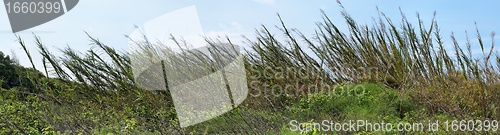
0, 51, 18, 89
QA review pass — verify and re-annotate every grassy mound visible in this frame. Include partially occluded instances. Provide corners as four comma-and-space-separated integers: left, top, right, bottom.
1, 2, 499, 134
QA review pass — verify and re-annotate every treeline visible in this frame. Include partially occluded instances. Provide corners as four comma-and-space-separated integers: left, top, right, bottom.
0, 51, 43, 91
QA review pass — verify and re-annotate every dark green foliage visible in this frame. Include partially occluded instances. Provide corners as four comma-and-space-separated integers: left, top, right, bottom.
0, 51, 19, 89
0, 51, 43, 92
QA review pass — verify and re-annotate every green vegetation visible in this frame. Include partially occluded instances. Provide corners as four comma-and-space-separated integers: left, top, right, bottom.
1, 3, 499, 134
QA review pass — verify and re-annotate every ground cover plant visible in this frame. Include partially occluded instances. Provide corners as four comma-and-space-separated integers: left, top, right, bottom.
1, 2, 499, 134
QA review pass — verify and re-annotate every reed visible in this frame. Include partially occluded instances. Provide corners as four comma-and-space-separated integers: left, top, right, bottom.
11, 2, 499, 133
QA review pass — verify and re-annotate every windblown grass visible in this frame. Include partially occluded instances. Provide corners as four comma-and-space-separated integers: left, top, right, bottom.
4, 1, 499, 134
245, 4, 499, 119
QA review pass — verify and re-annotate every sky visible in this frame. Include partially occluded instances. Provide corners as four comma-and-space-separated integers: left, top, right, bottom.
1, 0, 499, 71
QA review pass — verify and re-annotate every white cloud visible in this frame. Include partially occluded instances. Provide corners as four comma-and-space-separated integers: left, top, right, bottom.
253, 0, 275, 4
205, 22, 250, 46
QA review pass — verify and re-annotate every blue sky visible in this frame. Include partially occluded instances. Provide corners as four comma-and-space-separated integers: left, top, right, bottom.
1, 0, 499, 70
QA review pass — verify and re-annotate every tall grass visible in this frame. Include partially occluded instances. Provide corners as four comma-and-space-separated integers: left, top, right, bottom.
245, 3, 499, 119
12, 2, 499, 133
